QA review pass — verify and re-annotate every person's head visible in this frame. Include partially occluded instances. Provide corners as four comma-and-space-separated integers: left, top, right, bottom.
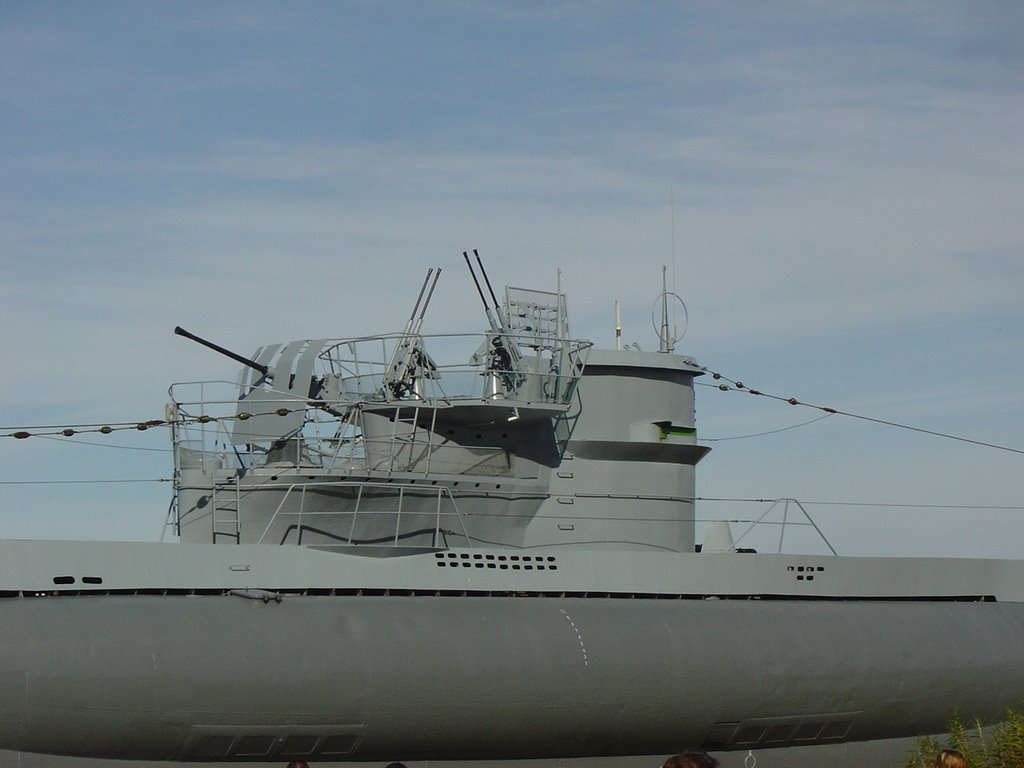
285, 761, 309, 768
661, 750, 720, 768
935, 750, 966, 768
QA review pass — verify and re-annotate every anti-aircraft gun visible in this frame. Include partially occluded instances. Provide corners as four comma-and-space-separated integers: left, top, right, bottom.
464, 250, 527, 395
379, 268, 442, 400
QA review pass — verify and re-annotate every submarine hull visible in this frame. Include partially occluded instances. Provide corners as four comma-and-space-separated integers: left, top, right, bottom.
2, 594, 1023, 762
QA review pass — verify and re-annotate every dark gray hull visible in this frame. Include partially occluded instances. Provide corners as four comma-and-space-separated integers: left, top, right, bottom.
3, 593, 1023, 762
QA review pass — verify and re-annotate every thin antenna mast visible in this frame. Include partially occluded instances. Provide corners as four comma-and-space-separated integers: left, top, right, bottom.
615, 300, 622, 350
659, 265, 673, 353
670, 184, 678, 340
670, 185, 676, 282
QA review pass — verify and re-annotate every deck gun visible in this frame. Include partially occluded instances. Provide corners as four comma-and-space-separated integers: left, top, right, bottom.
173, 326, 270, 378
174, 327, 321, 403
175, 326, 334, 458
174, 326, 323, 400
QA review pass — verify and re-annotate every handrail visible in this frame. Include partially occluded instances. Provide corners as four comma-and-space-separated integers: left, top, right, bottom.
730, 498, 838, 556
247, 479, 469, 548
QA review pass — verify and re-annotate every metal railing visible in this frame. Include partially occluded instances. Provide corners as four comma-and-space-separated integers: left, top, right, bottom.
318, 331, 590, 406
730, 498, 838, 555
201, 478, 471, 548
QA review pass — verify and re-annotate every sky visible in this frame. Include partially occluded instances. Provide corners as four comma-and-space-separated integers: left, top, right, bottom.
1, 1, 1023, 558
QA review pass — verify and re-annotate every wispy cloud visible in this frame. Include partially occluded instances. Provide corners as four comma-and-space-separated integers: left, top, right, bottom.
2, 2, 1022, 547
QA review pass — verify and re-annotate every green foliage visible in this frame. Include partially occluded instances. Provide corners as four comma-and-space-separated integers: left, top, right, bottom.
988, 707, 1024, 768
903, 705, 1024, 768
905, 734, 942, 768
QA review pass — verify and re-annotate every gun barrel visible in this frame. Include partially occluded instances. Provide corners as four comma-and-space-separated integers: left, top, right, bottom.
173, 326, 269, 377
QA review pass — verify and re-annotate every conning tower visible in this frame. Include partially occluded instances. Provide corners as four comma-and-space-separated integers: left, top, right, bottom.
525, 348, 709, 552
170, 261, 709, 554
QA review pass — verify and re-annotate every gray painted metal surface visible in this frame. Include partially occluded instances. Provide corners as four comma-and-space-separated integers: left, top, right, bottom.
2, 594, 1023, 761
0, 737, 925, 768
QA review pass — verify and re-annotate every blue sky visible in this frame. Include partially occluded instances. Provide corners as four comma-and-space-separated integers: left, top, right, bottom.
2, 2, 1023, 556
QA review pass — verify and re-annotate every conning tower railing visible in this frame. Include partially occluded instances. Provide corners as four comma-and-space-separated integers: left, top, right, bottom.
202, 478, 470, 548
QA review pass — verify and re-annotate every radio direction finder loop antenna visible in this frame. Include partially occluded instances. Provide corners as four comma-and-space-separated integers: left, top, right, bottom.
651, 265, 687, 352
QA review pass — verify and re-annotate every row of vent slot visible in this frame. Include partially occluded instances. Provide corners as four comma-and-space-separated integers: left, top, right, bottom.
705, 717, 853, 749
436, 561, 557, 571
436, 553, 557, 562
191, 732, 358, 759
